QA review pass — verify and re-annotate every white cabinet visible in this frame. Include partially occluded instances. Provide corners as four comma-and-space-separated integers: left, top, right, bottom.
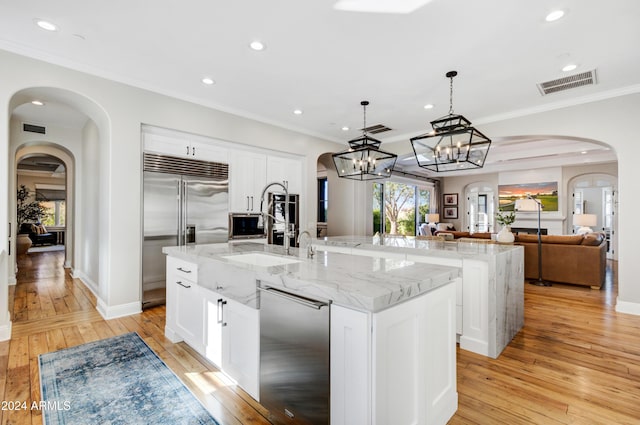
229, 151, 267, 212
331, 280, 459, 425
266, 155, 303, 195
202, 288, 260, 401
143, 131, 228, 163
165, 257, 205, 354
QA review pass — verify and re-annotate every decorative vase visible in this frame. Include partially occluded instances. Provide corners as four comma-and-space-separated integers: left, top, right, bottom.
16, 233, 32, 255
496, 226, 515, 243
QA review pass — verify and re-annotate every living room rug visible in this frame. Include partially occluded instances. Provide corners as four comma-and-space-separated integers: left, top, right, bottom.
39, 332, 220, 425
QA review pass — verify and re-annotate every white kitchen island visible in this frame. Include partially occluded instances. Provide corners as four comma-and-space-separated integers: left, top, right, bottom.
163, 242, 461, 425
312, 236, 525, 360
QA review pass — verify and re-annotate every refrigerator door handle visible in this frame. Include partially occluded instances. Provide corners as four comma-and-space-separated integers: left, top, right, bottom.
182, 180, 189, 246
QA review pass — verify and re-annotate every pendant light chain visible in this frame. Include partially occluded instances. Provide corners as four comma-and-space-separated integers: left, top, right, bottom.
449, 74, 454, 116
362, 101, 368, 136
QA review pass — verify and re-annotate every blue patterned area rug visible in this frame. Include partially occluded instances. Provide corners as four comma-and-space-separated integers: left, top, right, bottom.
39, 332, 220, 425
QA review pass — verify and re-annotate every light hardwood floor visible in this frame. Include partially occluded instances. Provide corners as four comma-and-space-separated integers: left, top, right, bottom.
3, 251, 639, 424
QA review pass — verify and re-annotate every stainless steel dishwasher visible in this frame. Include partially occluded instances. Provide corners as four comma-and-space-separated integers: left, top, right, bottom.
258, 284, 330, 425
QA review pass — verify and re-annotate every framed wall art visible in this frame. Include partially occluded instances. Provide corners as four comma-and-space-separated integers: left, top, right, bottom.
443, 207, 458, 219
443, 193, 458, 206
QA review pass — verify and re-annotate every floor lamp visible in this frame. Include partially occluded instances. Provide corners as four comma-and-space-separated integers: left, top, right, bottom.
515, 196, 551, 286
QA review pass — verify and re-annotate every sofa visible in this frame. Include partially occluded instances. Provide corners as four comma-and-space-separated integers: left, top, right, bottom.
19, 223, 57, 246
515, 232, 606, 289
434, 230, 607, 289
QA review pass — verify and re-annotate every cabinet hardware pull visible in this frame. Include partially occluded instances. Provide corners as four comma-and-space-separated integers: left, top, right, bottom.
250, 196, 253, 210
246, 196, 250, 211
176, 281, 191, 289
217, 298, 228, 326
192, 146, 196, 156
186, 146, 190, 155
177, 267, 192, 273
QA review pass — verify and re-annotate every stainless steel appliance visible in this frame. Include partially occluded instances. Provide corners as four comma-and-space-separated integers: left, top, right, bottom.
142, 153, 228, 308
267, 193, 299, 248
228, 213, 265, 240
258, 285, 330, 425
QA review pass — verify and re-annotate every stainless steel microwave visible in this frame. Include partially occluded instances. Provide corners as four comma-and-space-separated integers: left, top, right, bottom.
228, 213, 265, 239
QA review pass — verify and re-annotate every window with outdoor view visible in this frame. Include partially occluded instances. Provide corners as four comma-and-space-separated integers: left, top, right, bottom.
373, 181, 432, 236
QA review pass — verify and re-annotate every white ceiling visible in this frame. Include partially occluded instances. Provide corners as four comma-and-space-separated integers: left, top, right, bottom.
2, 0, 636, 175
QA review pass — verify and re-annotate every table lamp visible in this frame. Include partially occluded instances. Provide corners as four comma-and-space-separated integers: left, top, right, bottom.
574, 214, 597, 235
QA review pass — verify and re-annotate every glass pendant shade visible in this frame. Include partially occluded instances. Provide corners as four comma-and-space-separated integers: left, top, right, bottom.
410, 71, 491, 172
333, 101, 398, 180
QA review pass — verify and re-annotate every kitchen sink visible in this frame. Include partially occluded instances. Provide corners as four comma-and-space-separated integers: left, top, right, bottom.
222, 252, 301, 267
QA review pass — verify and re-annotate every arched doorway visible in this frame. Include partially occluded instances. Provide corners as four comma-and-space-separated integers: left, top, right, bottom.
4, 86, 109, 339
14, 146, 74, 269
567, 173, 618, 260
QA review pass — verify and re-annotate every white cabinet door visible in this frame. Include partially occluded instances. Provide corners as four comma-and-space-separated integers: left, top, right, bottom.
230, 151, 267, 212
190, 140, 228, 163
266, 155, 303, 195
144, 132, 191, 158
202, 286, 260, 401
221, 298, 260, 401
203, 289, 224, 369
143, 132, 228, 163
374, 281, 457, 425
166, 256, 201, 346
330, 305, 371, 425
174, 279, 205, 354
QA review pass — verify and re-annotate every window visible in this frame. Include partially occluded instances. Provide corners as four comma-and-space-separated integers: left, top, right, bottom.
317, 178, 328, 223
373, 181, 433, 236
35, 184, 66, 227
40, 200, 66, 226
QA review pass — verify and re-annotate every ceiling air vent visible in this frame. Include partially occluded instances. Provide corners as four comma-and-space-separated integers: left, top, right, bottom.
23, 123, 46, 134
362, 124, 393, 134
537, 69, 597, 96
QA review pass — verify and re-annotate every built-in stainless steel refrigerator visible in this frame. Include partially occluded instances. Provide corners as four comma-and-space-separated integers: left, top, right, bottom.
142, 153, 229, 308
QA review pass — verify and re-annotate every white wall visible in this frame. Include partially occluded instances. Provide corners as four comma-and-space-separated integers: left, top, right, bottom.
76, 120, 100, 291
0, 49, 343, 324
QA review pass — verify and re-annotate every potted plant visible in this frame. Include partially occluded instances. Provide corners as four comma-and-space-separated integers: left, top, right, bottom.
16, 185, 45, 254
495, 210, 516, 243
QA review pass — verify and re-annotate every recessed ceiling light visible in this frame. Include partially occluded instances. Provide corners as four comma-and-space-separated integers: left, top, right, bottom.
562, 64, 577, 72
424, 104, 434, 109
201, 77, 215, 85
31, 100, 44, 106
249, 41, 265, 51
293, 109, 303, 115
35, 19, 58, 31
545, 10, 565, 22
342, 126, 349, 131
581, 151, 588, 154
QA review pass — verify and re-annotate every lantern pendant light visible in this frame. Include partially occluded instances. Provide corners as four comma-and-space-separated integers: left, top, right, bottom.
410, 71, 491, 172
332, 101, 398, 180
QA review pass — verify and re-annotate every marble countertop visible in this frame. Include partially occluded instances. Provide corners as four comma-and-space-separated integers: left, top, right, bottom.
313, 235, 522, 260
163, 242, 460, 312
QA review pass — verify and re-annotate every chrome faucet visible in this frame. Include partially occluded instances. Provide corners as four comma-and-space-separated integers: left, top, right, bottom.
297, 230, 315, 258
258, 181, 292, 255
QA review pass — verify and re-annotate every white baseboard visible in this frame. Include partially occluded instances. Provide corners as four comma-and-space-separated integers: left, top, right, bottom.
97, 299, 141, 320
0, 311, 11, 341
74, 269, 141, 319
8, 275, 16, 286
74, 270, 99, 296
615, 297, 640, 316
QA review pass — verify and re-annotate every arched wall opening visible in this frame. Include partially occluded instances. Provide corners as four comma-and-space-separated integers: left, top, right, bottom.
4, 86, 110, 340
13, 144, 75, 271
